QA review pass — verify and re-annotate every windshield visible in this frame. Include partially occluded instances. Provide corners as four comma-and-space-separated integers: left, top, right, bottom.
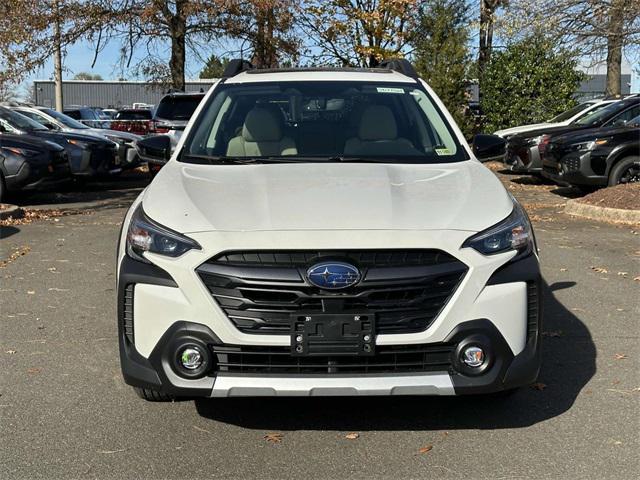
549, 102, 592, 122
115, 110, 152, 120
42, 108, 89, 129
0, 107, 48, 131
155, 96, 202, 120
574, 101, 623, 126
182, 81, 467, 164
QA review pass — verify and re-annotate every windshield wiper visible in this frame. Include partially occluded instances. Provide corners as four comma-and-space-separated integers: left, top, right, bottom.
181, 154, 298, 165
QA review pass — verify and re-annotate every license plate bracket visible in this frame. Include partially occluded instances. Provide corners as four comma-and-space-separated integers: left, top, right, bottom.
291, 313, 375, 356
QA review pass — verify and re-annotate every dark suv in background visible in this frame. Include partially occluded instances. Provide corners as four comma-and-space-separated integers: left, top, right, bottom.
542, 114, 640, 187
505, 97, 639, 174
153, 92, 204, 145
144, 92, 205, 176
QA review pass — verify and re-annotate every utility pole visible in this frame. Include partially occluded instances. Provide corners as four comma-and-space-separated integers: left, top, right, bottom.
53, 0, 64, 112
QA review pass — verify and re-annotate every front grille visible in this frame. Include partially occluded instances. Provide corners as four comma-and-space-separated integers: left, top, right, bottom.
563, 156, 581, 172
212, 250, 457, 268
197, 250, 468, 335
211, 343, 454, 374
122, 284, 135, 344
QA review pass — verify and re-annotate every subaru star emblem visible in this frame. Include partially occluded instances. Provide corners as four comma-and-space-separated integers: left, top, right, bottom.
307, 262, 361, 290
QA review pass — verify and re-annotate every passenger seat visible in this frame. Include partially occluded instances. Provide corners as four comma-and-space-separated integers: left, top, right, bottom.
344, 105, 420, 156
226, 107, 297, 156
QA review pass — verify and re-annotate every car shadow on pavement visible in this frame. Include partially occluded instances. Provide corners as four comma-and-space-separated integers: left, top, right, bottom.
194, 279, 596, 431
0, 225, 20, 239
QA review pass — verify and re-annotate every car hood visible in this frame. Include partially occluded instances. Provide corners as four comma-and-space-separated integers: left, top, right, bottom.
494, 122, 563, 137
30, 130, 115, 147
513, 124, 589, 142
93, 129, 142, 141
0, 133, 65, 152
142, 160, 513, 234
550, 124, 637, 145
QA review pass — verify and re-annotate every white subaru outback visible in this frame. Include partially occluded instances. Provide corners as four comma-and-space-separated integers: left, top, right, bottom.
120, 59, 541, 401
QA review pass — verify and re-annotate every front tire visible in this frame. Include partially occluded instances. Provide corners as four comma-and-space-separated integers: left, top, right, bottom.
133, 387, 174, 402
608, 156, 640, 186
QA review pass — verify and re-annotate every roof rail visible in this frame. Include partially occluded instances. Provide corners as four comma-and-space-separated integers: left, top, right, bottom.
378, 58, 418, 79
222, 59, 254, 78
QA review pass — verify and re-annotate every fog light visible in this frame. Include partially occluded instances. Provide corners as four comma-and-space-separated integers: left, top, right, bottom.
179, 347, 203, 370
462, 346, 485, 368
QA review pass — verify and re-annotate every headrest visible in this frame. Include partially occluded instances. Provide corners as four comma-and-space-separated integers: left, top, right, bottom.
242, 107, 283, 142
358, 105, 397, 141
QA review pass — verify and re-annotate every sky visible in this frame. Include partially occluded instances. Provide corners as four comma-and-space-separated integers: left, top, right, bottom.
19, 39, 640, 98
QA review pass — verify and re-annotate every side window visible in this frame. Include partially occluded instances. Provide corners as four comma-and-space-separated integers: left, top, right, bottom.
0, 119, 16, 133
607, 105, 640, 127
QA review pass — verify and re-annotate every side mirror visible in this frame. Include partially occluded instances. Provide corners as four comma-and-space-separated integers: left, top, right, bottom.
136, 135, 171, 164
472, 134, 506, 162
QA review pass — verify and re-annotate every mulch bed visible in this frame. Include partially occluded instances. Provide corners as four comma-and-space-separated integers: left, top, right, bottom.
576, 183, 640, 211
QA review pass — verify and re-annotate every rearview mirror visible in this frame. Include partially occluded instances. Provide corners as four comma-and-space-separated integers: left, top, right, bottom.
136, 135, 171, 164
472, 134, 506, 162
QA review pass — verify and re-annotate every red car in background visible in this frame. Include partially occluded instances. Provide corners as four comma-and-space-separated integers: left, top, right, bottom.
110, 109, 154, 135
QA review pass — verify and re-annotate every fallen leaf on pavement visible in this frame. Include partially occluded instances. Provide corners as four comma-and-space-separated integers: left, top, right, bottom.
614, 353, 627, 360
27, 290, 35, 295
617, 272, 628, 277
193, 426, 211, 434
5, 350, 16, 354
264, 433, 283, 443
418, 445, 433, 454
27, 367, 41, 375
634, 276, 640, 282
560, 268, 567, 272
530, 382, 547, 391
97, 449, 126, 454
345, 432, 360, 440
590, 266, 608, 274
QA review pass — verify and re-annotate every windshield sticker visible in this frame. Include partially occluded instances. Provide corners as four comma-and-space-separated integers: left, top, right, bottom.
435, 148, 453, 156
376, 87, 405, 94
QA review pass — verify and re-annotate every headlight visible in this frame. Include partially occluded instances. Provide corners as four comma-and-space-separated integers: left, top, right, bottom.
67, 138, 90, 149
2, 146, 40, 157
569, 139, 608, 152
463, 198, 534, 257
104, 134, 125, 145
126, 205, 200, 262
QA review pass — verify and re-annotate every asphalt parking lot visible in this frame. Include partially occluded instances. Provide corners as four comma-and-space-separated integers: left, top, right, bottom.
1, 167, 639, 479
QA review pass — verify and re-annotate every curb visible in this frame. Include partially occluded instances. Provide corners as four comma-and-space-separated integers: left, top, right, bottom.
0, 204, 24, 221
565, 199, 640, 225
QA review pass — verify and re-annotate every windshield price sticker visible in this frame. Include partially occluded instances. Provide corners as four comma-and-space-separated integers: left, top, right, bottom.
376, 87, 405, 94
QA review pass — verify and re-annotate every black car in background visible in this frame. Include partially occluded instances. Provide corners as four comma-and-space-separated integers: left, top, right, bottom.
0, 133, 70, 200
505, 97, 640, 174
542, 115, 640, 188
0, 106, 119, 178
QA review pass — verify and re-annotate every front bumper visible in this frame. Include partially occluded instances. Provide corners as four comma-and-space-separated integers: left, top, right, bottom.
541, 152, 607, 187
117, 239, 542, 396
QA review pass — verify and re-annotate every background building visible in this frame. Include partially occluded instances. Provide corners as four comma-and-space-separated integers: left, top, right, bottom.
575, 61, 633, 100
32, 79, 217, 109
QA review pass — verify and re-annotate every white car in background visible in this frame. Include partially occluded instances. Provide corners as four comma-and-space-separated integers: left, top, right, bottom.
10, 105, 142, 169
494, 99, 618, 139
